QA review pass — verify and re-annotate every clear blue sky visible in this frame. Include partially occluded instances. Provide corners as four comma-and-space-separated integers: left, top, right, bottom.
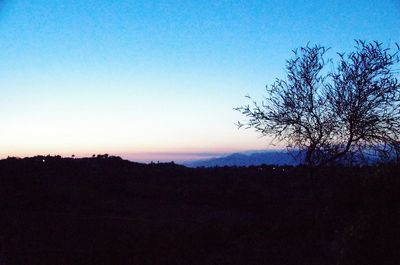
0, 0, 399, 161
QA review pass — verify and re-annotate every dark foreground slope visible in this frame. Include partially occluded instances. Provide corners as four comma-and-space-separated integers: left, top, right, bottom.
0, 156, 399, 265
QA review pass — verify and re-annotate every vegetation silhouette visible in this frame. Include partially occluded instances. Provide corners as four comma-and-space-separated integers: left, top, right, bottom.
236, 40, 400, 167
236, 40, 400, 258
0, 156, 399, 265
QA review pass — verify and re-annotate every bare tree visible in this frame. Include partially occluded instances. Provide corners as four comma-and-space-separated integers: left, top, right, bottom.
236, 41, 400, 167
236, 41, 400, 258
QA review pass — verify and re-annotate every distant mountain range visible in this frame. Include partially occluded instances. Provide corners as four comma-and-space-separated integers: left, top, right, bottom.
182, 148, 398, 167
183, 150, 300, 167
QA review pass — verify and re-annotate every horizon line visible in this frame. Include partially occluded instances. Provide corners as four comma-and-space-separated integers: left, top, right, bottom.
1, 148, 286, 163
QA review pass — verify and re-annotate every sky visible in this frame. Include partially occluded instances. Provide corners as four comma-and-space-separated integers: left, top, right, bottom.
0, 0, 399, 162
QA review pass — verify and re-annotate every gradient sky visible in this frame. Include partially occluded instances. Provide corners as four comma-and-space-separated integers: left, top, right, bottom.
0, 0, 399, 161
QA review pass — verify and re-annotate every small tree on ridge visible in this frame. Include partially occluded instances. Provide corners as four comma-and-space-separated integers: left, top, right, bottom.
236, 41, 400, 167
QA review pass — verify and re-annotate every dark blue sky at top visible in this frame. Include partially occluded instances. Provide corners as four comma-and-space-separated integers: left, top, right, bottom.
0, 0, 399, 160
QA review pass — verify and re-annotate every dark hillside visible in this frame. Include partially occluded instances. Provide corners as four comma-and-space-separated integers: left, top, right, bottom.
0, 156, 399, 265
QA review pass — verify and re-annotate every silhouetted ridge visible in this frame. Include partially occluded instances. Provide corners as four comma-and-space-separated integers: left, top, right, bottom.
0, 156, 398, 265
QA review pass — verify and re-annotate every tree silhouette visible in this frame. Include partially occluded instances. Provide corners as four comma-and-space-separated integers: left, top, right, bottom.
236, 41, 400, 257
236, 41, 400, 167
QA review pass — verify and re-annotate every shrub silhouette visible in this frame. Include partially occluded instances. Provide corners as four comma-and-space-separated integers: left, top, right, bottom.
236, 41, 400, 167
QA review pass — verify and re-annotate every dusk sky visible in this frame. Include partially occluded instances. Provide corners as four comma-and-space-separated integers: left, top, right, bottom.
0, 0, 399, 162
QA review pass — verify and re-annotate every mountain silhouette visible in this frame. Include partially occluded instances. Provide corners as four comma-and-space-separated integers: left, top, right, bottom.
184, 151, 299, 167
